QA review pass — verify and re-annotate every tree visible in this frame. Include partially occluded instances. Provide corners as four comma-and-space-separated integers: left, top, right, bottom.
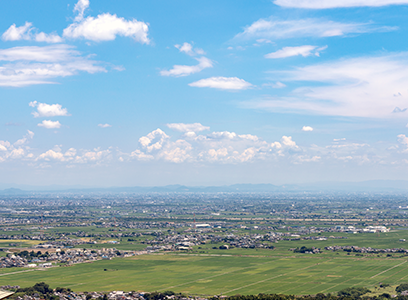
396, 283, 408, 293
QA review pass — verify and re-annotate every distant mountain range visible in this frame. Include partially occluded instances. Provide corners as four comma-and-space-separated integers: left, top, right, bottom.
0, 180, 407, 195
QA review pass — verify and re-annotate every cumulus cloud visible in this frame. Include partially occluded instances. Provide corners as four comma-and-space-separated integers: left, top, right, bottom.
189, 77, 253, 90
1, 127, 405, 167
63, 0, 149, 43
160, 57, 213, 77
166, 123, 210, 133
0, 44, 106, 87
243, 53, 408, 118
35, 146, 112, 164
0, 131, 35, 162
273, 0, 408, 8
128, 128, 308, 164
398, 134, 408, 152
265, 45, 327, 59
234, 18, 395, 41
98, 123, 112, 128
2, 22, 63, 43
302, 126, 314, 131
29, 101, 70, 118
139, 128, 170, 152
37, 120, 61, 129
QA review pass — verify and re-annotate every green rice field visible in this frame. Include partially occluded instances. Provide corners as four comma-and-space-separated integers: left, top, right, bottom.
1, 253, 408, 296
2, 231, 408, 296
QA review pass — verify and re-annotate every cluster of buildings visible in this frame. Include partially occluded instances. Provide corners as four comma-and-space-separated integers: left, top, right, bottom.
0, 255, 27, 268
325, 245, 408, 254
12, 290, 206, 300
0, 247, 144, 268
332, 225, 390, 233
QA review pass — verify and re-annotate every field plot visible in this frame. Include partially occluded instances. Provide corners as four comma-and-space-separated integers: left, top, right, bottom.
2, 254, 408, 296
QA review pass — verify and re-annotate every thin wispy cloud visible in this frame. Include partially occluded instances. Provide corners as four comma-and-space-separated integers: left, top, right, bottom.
189, 77, 253, 90
265, 45, 327, 59
243, 53, 408, 118
160, 57, 213, 77
0, 44, 106, 87
274, 0, 408, 9
234, 18, 396, 41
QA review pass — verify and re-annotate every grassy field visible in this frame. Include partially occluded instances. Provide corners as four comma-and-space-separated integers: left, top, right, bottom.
2, 231, 408, 296
2, 252, 408, 296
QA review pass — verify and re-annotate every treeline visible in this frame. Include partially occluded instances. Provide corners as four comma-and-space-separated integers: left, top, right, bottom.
210, 287, 407, 300
12, 282, 71, 300
8, 284, 408, 300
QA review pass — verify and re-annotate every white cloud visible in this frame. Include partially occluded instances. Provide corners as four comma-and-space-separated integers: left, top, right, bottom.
74, 148, 111, 163
30, 102, 70, 118
36, 149, 65, 161
265, 45, 327, 59
0, 44, 106, 87
175, 42, 194, 56
175, 42, 206, 56
34, 32, 63, 43
398, 134, 408, 152
37, 120, 61, 129
302, 126, 314, 131
14, 130, 34, 146
234, 18, 394, 41
189, 77, 253, 90
274, 0, 408, 8
98, 123, 112, 128
281, 136, 299, 149
2, 22, 32, 41
139, 128, 169, 152
160, 57, 213, 77
263, 81, 286, 88
35, 146, 112, 164
2, 22, 63, 43
243, 53, 408, 118
129, 128, 306, 164
166, 123, 210, 133
63, 0, 149, 43
74, 0, 90, 22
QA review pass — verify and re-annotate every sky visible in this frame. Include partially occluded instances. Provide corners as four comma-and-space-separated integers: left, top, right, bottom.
0, 0, 408, 188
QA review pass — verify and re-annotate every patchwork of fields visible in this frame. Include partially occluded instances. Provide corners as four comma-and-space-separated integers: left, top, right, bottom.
1, 252, 408, 296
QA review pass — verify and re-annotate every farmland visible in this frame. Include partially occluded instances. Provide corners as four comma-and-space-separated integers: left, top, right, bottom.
2, 250, 408, 296
3, 230, 408, 296
1, 191, 408, 296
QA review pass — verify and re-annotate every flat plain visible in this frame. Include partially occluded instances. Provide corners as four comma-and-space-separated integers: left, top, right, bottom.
2, 231, 408, 296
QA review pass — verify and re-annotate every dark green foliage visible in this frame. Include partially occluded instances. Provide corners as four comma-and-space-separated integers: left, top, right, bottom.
55, 287, 71, 293
396, 284, 408, 293
294, 246, 314, 253
380, 293, 391, 298
337, 287, 371, 297
33, 282, 51, 295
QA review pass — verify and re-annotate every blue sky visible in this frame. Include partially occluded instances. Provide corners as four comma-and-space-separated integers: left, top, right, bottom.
0, 0, 407, 187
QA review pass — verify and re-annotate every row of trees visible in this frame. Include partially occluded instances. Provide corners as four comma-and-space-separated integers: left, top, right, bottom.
9, 283, 408, 300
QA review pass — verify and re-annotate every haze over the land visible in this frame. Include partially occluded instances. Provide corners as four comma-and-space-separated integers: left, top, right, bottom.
0, 0, 407, 187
